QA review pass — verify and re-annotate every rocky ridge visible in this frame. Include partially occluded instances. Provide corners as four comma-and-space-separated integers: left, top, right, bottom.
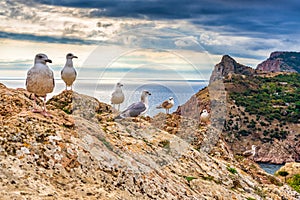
1, 83, 299, 199
209, 55, 255, 83
180, 55, 300, 164
256, 51, 300, 73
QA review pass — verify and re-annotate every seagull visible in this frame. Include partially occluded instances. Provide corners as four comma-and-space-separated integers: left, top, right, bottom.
116, 90, 151, 119
111, 82, 125, 111
156, 97, 174, 114
26, 53, 54, 117
243, 145, 257, 159
61, 53, 78, 91
200, 109, 210, 124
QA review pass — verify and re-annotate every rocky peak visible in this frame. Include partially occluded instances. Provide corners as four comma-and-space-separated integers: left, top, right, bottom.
256, 51, 300, 73
209, 55, 255, 83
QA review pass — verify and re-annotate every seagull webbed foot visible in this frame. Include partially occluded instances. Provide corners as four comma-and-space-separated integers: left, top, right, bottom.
32, 108, 42, 113
41, 110, 52, 118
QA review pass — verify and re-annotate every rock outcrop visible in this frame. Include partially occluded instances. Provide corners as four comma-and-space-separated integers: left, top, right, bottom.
209, 55, 255, 83
275, 162, 300, 181
1, 83, 299, 199
179, 55, 300, 164
256, 51, 300, 73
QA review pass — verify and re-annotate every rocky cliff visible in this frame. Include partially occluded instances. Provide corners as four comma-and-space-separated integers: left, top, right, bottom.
180, 55, 300, 164
1, 83, 299, 199
256, 51, 300, 73
209, 55, 255, 83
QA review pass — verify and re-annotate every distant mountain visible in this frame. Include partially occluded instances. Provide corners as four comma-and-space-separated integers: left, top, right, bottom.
256, 51, 300, 73
209, 55, 255, 83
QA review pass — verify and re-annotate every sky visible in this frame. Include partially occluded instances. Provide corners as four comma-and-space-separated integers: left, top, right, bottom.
1, 0, 300, 82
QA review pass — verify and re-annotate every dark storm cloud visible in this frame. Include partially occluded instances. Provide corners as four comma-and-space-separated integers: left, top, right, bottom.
0, 31, 97, 45
33, 0, 300, 36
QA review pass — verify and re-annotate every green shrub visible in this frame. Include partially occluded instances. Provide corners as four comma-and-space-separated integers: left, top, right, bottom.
287, 174, 300, 193
227, 166, 238, 174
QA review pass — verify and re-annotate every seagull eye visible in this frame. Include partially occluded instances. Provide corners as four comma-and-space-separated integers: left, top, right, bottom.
67, 53, 73, 57
38, 55, 43, 59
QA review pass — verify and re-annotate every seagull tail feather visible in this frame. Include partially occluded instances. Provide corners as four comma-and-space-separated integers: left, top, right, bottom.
114, 112, 127, 120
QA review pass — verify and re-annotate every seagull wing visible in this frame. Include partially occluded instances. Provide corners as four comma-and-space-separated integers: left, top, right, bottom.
50, 70, 55, 88
121, 101, 146, 117
156, 100, 168, 109
161, 100, 170, 108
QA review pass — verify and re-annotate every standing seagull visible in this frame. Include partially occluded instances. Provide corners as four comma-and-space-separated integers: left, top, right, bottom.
156, 97, 174, 114
26, 53, 54, 116
116, 90, 151, 118
111, 82, 125, 111
200, 109, 210, 124
242, 145, 257, 159
61, 53, 78, 91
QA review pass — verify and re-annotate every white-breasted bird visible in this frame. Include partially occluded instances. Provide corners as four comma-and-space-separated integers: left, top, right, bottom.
61, 53, 78, 91
242, 145, 257, 159
116, 90, 151, 118
200, 109, 210, 124
156, 97, 174, 114
111, 82, 125, 111
26, 53, 54, 117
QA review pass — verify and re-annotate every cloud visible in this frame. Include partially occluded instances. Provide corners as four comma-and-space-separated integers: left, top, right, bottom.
0, 31, 97, 45
1, 0, 300, 75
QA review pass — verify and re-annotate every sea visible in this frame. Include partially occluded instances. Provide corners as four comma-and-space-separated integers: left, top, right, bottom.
0, 78, 283, 174
258, 163, 284, 175
0, 78, 208, 116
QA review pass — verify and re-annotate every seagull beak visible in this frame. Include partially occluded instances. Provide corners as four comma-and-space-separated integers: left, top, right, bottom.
73, 56, 78, 59
148, 93, 151, 95
46, 59, 52, 63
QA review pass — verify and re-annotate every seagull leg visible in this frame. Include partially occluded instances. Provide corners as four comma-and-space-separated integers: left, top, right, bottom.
41, 96, 51, 117
32, 95, 41, 113
118, 104, 120, 111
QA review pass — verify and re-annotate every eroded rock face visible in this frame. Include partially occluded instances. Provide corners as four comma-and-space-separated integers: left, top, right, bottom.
257, 51, 300, 73
209, 55, 255, 83
0, 84, 299, 199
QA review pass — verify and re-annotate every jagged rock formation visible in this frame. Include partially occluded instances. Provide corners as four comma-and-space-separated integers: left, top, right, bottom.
180, 55, 300, 164
209, 55, 255, 83
1, 83, 299, 199
257, 51, 300, 73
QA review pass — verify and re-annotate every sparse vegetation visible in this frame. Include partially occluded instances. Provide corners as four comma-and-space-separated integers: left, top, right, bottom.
158, 140, 170, 149
287, 174, 300, 193
227, 166, 238, 174
254, 186, 266, 198
184, 176, 197, 183
230, 73, 300, 124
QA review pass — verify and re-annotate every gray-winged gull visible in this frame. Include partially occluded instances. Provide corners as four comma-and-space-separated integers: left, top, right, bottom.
116, 90, 151, 118
156, 97, 174, 114
111, 82, 125, 111
200, 109, 210, 124
61, 53, 78, 90
26, 53, 54, 117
